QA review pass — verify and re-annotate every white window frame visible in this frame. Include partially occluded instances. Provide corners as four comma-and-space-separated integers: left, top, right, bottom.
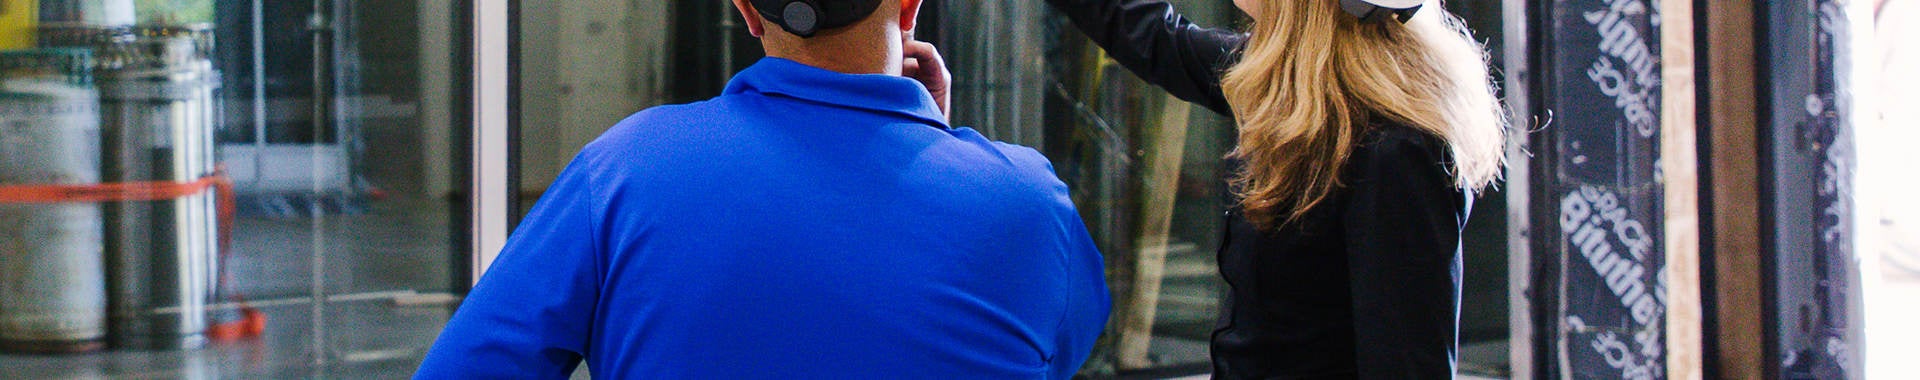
470, 0, 513, 282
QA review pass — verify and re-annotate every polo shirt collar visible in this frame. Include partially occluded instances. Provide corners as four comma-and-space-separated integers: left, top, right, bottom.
724, 57, 949, 129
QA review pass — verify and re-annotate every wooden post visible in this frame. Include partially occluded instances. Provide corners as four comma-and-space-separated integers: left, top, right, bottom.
1703, 0, 1767, 378
1116, 94, 1192, 369
1660, 0, 1704, 378
1501, 0, 1536, 377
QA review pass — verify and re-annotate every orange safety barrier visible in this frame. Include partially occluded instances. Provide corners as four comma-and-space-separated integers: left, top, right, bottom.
0, 167, 266, 341
0, 175, 230, 204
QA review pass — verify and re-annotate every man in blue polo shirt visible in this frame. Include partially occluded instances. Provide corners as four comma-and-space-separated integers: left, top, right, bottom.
415, 0, 1110, 378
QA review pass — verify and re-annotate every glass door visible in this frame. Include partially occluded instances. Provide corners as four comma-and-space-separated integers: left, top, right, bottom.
506, 0, 1240, 377
510, 0, 674, 223
0, 0, 485, 377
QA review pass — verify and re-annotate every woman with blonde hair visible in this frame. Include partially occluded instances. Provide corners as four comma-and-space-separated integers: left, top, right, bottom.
1044, 0, 1507, 378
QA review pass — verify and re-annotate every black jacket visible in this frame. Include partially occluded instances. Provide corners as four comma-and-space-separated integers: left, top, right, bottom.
1044, 1, 1469, 378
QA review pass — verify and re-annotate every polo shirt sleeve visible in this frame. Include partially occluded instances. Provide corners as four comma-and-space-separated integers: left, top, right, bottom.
1050, 214, 1111, 379
416, 155, 606, 379
1003, 144, 1113, 379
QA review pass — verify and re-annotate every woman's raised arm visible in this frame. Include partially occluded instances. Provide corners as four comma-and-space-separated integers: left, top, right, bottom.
1043, 0, 1246, 116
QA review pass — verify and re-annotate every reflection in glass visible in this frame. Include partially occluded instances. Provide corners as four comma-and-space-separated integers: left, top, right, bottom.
937, 1, 1238, 375
0, 0, 467, 377
95, 25, 223, 351
511, 1, 1240, 377
0, 48, 107, 354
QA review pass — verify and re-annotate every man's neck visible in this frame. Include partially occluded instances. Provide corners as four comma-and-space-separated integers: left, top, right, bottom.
762, 26, 903, 75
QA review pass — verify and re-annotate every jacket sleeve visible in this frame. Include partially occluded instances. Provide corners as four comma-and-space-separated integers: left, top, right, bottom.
415, 156, 606, 379
1340, 135, 1466, 379
1043, 0, 1245, 116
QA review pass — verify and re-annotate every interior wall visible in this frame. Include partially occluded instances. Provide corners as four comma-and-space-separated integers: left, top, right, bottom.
212, 0, 443, 198
518, 0, 561, 193
422, 0, 455, 197
354, 0, 431, 196
516, 0, 668, 194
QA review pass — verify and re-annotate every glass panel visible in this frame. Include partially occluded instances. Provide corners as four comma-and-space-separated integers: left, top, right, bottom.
1446, 1, 1510, 377
511, 1, 1238, 377
513, 0, 764, 218
0, 0, 470, 377
936, 1, 1241, 375
514, 0, 676, 218
508, 0, 1513, 378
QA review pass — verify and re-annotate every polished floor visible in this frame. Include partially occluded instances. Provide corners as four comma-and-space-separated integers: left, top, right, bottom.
0, 197, 461, 379
0, 300, 452, 378
0, 196, 1520, 379
0, 193, 1733, 379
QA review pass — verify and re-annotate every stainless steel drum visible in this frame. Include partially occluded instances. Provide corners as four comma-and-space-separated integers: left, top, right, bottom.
96, 29, 221, 350
0, 50, 107, 353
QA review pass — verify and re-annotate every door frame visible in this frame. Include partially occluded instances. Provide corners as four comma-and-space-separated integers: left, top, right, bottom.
469, 0, 514, 282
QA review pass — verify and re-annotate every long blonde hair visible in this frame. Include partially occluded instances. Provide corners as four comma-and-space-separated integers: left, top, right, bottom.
1219, 0, 1506, 227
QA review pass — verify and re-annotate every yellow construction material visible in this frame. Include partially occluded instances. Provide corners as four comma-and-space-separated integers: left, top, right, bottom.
0, 0, 36, 50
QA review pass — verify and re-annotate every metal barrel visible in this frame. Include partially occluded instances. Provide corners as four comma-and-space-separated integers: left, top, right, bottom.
96, 30, 220, 350
0, 50, 107, 353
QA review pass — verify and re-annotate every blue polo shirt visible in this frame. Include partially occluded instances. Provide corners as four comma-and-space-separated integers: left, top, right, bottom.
416, 57, 1110, 379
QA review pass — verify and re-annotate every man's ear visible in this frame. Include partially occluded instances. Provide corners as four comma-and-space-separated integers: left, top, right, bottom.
732, 0, 768, 37
899, 0, 922, 34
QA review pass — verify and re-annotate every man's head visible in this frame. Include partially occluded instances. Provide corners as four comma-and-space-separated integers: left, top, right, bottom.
731, 0, 924, 75
746, 0, 885, 37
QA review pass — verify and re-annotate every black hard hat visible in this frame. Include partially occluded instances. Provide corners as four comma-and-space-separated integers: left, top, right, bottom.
748, 0, 886, 38
1340, 0, 1424, 24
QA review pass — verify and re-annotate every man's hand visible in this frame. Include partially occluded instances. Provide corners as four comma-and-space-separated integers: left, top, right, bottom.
902, 38, 951, 121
